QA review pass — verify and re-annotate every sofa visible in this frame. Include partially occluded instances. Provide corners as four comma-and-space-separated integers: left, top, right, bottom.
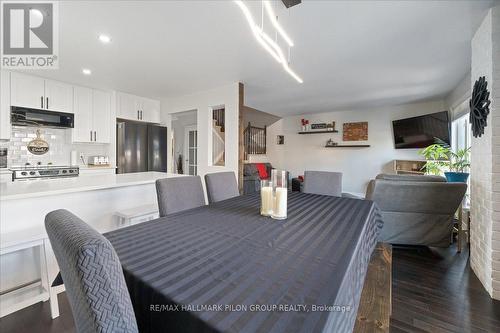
366, 173, 467, 247
243, 163, 272, 194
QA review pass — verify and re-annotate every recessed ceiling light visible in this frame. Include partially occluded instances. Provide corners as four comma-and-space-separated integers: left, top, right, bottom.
82, 68, 92, 75
98, 34, 111, 43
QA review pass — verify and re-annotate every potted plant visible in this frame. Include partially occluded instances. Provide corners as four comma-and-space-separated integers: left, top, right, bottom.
419, 143, 470, 182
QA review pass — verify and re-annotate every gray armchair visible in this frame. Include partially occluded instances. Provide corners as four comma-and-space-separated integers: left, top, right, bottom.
366, 175, 467, 247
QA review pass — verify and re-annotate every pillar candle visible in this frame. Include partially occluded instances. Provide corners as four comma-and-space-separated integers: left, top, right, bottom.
273, 187, 287, 219
261, 186, 274, 216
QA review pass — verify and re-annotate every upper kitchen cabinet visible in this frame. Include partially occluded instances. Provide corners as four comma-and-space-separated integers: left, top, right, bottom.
72, 86, 93, 143
117, 92, 160, 123
10, 72, 73, 113
72, 86, 111, 144
92, 89, 111, 144
117, 92, 139, 121
0, 70, 11, 140
10, 72, 45, 110
141, 98, 161, 123
44, 79, 74, 113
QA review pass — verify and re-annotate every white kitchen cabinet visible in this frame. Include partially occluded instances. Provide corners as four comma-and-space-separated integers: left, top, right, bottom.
117, 92, 139, 121
72, 87, 111, 144
72, 86, 93, 142
10, 73, 73, 113
141, 98, 160, 123
0, 70, 11, 140
117, 92, 160, 123
10, 72, 45, 110
44, 80, 73, 113
92, 90, 111, 144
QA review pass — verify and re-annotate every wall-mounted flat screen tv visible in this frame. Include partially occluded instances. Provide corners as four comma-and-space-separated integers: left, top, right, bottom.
392, 111, 450, 149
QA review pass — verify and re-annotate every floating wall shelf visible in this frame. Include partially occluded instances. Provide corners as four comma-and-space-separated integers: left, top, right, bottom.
324, 145, 371, 148
298, 130, 338, 134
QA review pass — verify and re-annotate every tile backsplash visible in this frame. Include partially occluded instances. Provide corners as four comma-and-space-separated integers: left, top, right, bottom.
0, 126, 110, 167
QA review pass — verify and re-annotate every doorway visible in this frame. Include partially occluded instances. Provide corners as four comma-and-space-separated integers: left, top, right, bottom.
170, 110, 197, 175
184, 125, 198, 175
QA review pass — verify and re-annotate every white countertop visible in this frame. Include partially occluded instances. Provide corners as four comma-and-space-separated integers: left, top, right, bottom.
78, 165, 116, 170
0, 172, 185, 201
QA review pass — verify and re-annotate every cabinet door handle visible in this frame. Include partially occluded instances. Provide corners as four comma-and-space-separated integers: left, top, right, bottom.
140, 110, 142, 120
141, 110, 143, 120
41, 96, 44, 109
137, 110, 139, 119
90, 130, 93, 141
46, 97, 49, 109
94, 131, 97, 142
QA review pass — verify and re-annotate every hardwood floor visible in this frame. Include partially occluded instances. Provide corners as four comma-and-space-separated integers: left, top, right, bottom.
1, 245, 499, 333
390, 245, 500, 332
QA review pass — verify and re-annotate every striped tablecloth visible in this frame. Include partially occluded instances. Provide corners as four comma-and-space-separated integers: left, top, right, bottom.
105, 192, 383, 333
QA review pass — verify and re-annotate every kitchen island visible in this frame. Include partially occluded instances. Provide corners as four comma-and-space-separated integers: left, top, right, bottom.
0, 171, 185, 318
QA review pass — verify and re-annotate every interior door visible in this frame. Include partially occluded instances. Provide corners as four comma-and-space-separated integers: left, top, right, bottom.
10, 72, 45, 109
72, 86, 93, 143
44, 79, 73, 113
92, 90, 111, 143
184, 125, 198, 175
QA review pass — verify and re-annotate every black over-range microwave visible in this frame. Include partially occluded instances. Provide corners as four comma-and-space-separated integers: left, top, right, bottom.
10, 106, 74, 128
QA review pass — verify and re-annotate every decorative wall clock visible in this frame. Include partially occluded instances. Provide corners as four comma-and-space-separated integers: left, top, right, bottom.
469, 76, 491, 138
27, 129, 49, 155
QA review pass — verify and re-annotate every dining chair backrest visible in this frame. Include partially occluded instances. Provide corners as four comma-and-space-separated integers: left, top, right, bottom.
204, 171, 240, 203
303, 171, 343, 197
156, 176, 206, 216
45, 209, 138, 333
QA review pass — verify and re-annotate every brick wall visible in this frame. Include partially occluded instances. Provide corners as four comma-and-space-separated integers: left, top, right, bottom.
470, 6, 500, 300
491, 6, 500, 300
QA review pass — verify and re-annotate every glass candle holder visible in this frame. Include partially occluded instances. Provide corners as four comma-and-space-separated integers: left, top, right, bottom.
271, 170, 288, 220
260, 180, 274, 216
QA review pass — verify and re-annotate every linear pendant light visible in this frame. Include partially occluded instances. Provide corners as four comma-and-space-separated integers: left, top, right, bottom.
234, 0, 303, 83
263, 0, 294, 46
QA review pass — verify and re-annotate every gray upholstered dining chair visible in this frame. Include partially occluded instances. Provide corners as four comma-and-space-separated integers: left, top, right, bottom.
45, 209, 138, 333
156, 176, 206, 216
303, 171, 343, 197
204, 171, 240, 203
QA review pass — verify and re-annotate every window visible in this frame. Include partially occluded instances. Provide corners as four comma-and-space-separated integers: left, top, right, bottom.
451, 102, 471, 206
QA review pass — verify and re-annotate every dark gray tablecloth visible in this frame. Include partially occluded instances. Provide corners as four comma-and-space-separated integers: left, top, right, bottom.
105, 192, 383, 333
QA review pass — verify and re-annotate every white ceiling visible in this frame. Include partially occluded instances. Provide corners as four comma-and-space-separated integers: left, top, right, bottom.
24, 0, 496, 116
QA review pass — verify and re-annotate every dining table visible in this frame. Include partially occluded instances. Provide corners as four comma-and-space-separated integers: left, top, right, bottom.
104, 191, 383, 333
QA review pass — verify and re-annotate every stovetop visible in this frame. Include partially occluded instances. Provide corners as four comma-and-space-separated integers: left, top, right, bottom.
11, 165, 79, 181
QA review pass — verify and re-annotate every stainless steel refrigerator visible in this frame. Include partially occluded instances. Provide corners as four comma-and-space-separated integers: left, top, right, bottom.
116, 121, 168, 174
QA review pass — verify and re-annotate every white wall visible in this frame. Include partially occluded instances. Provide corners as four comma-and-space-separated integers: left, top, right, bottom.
161, 83, 240, 185
446, 71, 471, 111
264, 100, 446, 196
470, 6, 500, 300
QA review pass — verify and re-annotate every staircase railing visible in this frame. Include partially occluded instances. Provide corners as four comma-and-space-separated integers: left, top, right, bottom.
212, 126, 225, 166
213, 108, 225, 132
244, 122, 266, 160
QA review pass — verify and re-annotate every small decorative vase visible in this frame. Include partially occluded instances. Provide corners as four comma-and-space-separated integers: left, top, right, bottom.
301, 125, 306, 132
444, 172, 469, 183
260, 180, 274, 216
271, 170, 287, 220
